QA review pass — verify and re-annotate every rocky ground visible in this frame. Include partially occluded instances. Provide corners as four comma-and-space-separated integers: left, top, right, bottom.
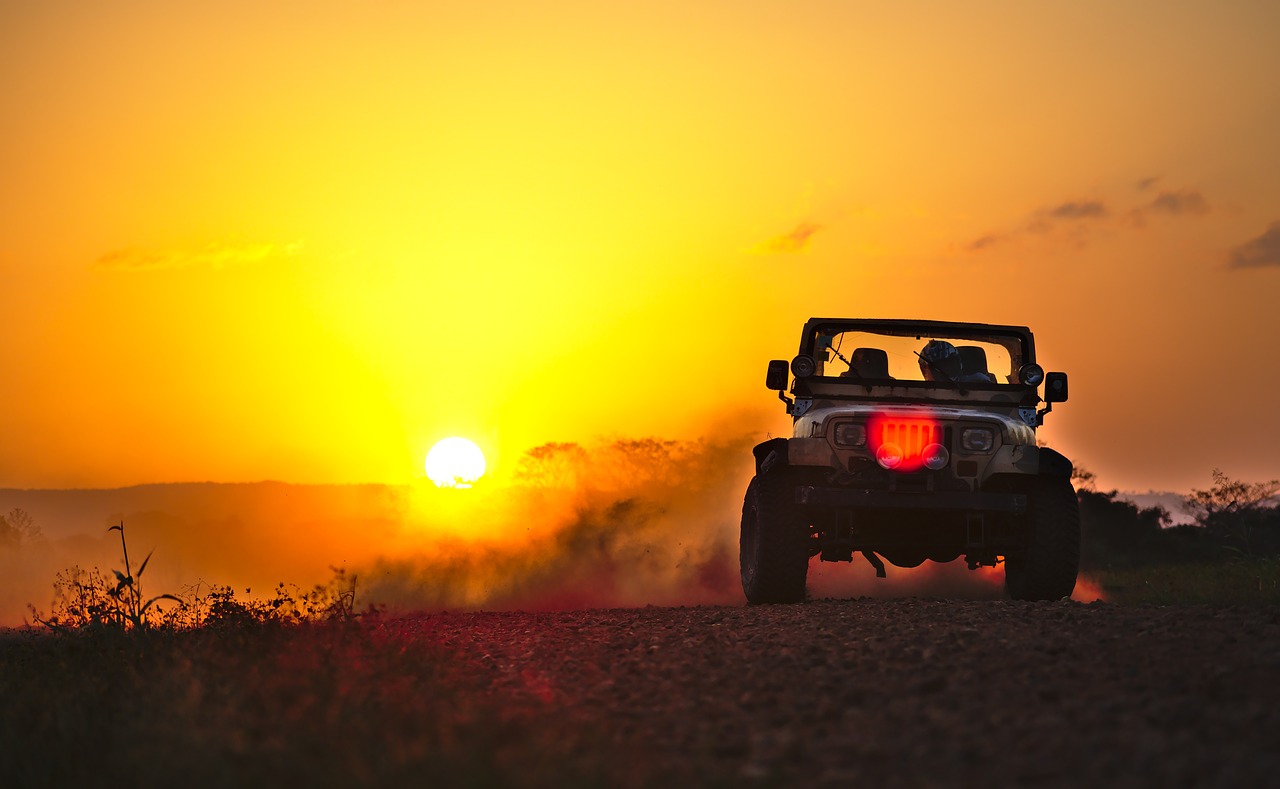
393, 599, 1280, 788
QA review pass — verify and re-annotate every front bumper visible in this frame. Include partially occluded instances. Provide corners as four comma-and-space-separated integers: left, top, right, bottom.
796, 486, 1027, 514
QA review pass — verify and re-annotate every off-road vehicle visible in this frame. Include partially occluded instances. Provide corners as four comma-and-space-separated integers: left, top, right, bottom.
741, 318, 1077, 603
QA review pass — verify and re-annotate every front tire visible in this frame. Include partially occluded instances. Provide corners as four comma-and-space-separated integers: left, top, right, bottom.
740, 473, 809, 604
1004, 475, 1080, 601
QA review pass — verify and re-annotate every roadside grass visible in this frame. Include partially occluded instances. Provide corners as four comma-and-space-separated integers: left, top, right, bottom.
1088, 559, 1280, 606
2, 521, 613, 787
0, 619, 609, 788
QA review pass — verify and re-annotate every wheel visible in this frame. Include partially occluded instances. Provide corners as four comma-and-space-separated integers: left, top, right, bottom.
1004, 475, 1080, 601
740, 473, 809, 604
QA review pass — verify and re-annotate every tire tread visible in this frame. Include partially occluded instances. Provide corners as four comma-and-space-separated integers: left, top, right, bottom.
1005, 476, 1080, 601
740, 473, 809, 604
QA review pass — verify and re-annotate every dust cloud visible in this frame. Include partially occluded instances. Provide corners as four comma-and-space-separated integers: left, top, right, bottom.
0, 434, 1083, 626
364, 437, 756, 612
0, 437, 759, 625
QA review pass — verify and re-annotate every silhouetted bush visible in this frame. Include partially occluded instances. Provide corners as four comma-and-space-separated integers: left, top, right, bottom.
1079, 469, 1280, 569
1078, 490, 1174, 569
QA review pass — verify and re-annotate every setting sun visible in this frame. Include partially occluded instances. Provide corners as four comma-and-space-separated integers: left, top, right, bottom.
425, 438, 487, 489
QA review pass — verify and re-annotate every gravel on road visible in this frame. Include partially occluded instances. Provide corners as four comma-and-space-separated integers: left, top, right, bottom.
392, 599, 1280, 788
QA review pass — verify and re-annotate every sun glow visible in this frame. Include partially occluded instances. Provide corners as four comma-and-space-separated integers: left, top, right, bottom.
425, 437, 487, 488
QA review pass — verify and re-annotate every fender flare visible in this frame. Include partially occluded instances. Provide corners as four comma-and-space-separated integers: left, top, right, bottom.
1037, 447, 1074, 479
752, 438, 789, 475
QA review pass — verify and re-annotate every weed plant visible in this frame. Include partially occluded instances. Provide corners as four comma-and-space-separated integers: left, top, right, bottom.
30, 522, 369, 631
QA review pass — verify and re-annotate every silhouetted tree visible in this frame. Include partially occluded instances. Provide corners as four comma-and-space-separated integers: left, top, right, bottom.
0, 508, 41, 549
1070, 464, 1098, 492
1183, 469, 1280, 558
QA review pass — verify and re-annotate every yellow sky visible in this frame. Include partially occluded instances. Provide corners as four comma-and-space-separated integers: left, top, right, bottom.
2, 0, 1279, 492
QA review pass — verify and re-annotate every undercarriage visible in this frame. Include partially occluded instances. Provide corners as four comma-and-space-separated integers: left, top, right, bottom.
808, 507, 1022, 572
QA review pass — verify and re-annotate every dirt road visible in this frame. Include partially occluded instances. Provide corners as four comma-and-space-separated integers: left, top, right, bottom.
394, 599, 1280, 787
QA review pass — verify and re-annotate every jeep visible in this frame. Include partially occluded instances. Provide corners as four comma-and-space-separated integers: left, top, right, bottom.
741, 318, 1078, 603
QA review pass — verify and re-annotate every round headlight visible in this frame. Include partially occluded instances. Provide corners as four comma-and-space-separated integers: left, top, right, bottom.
1018, 363, 1045, 386
922, 443, 949, 470
960, 427, 995, 452
834, 423, 867, 448
876, 443, 904, 470
791, 354, 817, 379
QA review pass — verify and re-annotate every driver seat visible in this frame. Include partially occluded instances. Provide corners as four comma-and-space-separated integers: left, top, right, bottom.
845, 347, 890, 379
957, 345, 998, 383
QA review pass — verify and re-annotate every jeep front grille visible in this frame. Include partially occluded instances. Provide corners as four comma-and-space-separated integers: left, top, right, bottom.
866, 415, 946, 473
875, 420, 943, 456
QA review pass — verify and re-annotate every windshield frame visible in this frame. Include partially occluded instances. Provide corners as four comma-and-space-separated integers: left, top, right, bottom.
792, 318, 1038, 405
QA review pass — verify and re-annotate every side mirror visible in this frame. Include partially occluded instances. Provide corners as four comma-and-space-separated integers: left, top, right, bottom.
766, 360, 789, 391
1044, 372, 1068, 403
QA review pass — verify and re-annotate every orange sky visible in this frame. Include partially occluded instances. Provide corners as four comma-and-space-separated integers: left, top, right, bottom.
2, 0, 1279, 493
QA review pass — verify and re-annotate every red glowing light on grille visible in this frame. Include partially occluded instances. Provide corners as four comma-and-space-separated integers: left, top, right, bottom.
867, 412, 942, 473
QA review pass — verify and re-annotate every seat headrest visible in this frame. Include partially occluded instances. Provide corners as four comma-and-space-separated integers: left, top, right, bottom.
956, 345, 989, 374
848, 347, 890, 378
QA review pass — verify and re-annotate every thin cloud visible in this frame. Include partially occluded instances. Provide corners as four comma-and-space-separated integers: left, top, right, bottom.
967, 185, 1211, 254
94, 241, 303, 271
1025, 218, 1053, 235
967, 198, 1108, 253
1127, 188, 1210, 227
1228, 221, 1280, 269
1046, 201, 1109, 220
966, 234, 1001, 252
751, 222, 823, 254
1147, 189, 1209, 216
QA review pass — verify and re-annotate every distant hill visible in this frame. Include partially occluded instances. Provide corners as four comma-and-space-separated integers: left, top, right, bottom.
0, 481, 406, 538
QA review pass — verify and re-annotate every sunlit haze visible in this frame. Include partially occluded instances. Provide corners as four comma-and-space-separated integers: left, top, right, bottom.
3, 1, 1279, 494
